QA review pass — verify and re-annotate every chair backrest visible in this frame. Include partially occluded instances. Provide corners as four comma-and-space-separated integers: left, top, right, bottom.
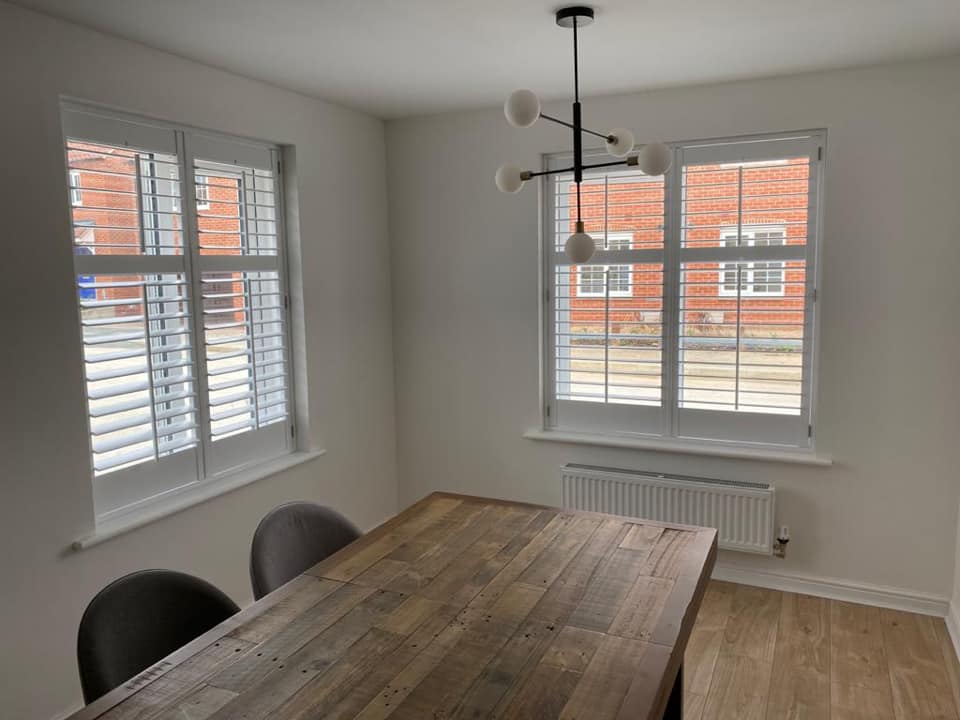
77, 569, 239, 704
250, 502, 361, 599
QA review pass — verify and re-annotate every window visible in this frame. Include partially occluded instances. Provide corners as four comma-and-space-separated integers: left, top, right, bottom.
69, 170, 83, 206
719, 226, 786, 297
195, 173, 210, 209
62, 104, 293, 520
577, 232, 633, 297
544, 132, 822, 448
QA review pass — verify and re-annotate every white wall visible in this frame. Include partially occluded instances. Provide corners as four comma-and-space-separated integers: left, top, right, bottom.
386, 58, 960, 603
0, 3, 398, 718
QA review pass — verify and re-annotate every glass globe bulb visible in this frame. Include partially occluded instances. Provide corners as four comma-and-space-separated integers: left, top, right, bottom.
495, 164, 525, 193
565, 231, 595, 263
637, 142, 672, 176
605, 128, 635, 158
504, 90, 540, 128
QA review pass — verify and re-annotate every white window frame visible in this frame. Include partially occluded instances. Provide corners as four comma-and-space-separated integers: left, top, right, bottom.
69, 170, 83, 206
541, 131, 824, 450
718, 225, 786, 298
61, 102, 297, 524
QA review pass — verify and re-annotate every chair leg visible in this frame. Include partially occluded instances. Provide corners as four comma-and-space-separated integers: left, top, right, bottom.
663, 663, 683, 719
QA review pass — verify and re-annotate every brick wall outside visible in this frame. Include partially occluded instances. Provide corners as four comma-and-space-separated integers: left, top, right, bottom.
69, 141, 245, 318
566, 160, 808, 338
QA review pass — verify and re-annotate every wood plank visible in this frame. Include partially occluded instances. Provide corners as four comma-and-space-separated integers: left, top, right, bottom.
516, 516, 604, 589
229, 577, 342, 643
765, 592, 830, 718
417, 507, 540, 604
686, 624, 724, 698
701, 652, 773, 720
207, 590, 407, 720
386, 583, 546, 720
880, 608, 959, 720
384, 505, 507, 594
98, 637, 254, 720
558, 634, 650, 720
209, 583, 376, 693
478, 519, 628, 716
494, 627, 605, 719
527, 519, 626, 625
467, 512, 573, 611
831, 682, 895, 720
150, 686, 237, 720
568, 546, 660, 633
267, 628, 407, 720
722, 584, 781, 662
695, 581, 737, 632
685, 580, 736, 699
384, 500, 489, 563
831, 600, 891, 692
312, 495, 463, 582
685, 691, 707, 720
620, 523, 664, 552
448, 617, 559, 720
323, 602, 464, 720
608, 575, 675, 640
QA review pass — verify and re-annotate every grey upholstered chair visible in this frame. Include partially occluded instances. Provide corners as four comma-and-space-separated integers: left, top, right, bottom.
249, 501, 361, 600
77, 569, 239, 704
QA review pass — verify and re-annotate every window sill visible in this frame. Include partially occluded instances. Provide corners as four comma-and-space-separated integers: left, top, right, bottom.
522, 428, 832, 466
71, 449, 327, 551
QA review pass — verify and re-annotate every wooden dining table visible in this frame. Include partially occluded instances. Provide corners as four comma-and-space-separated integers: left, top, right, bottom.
67, 492, 716, 720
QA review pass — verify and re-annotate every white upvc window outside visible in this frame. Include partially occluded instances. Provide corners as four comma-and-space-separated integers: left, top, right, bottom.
195, 173, 210, 209
577, 232, 633, 297
62, 102, 294, 523
69, 170, 83, 206
543, 131, 823, 449
719, 226, 786, 297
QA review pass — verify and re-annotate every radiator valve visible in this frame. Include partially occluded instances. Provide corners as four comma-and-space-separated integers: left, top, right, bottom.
773, 525, 790, 558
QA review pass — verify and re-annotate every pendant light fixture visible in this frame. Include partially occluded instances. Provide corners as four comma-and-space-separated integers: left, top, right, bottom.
495, 6, 672, 263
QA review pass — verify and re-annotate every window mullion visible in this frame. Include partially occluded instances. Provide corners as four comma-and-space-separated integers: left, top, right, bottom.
179, 130, 213, 481
662, 145, 683, 438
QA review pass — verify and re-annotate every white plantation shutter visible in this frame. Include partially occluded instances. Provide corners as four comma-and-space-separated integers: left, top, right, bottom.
64, 110, 201, 516
190, 138, 291, 475
674, 135, 819, 446
545, 155, 666, 436
544, 132, 823, 449
63, 105, 293, 519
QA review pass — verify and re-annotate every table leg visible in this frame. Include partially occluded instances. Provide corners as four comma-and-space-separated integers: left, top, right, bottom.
663, 663, 683, 719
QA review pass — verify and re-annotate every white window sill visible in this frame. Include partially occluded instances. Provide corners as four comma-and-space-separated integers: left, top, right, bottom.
523, 428, 832, 466
72, 449, 327, 551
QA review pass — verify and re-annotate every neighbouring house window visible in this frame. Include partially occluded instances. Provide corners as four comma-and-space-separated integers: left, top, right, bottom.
195, 173, 210, 209
577, 232, 633, 297
70, 170, 83, 206
62, 103, 293, 521
719, 227, 786, 297
544, 131, 822, 448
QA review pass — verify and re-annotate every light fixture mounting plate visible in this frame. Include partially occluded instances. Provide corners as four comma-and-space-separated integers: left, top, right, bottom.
555, 6, 595, 28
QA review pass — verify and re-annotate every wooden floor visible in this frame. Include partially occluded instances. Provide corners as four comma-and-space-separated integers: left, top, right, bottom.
685, 581, 960, 720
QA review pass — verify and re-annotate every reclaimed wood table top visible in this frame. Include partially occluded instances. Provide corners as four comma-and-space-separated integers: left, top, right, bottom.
68, 492, 717, 720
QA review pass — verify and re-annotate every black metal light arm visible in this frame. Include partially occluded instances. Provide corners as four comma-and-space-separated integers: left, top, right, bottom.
539, 112, 613, 142
522, 155, 638, 181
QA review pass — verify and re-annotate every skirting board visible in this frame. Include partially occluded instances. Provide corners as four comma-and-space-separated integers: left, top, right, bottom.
947, 603, 960, 667
713, 562, 950, 617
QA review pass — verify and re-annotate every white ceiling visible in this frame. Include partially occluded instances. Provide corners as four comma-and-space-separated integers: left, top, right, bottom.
13, 0, 960, 118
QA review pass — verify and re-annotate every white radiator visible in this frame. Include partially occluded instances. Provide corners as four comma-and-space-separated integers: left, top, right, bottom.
561, 464, 776, 555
